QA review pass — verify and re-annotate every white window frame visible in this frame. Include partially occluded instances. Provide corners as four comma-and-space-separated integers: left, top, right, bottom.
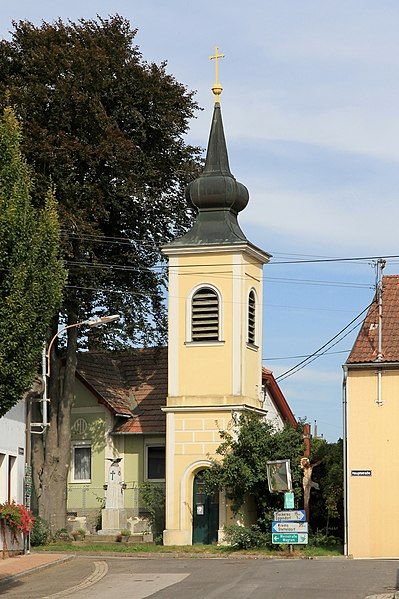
246, 287, 259, 350
144, 443, 166, 482
71, 441, 92, 483
185, 283, 224, 344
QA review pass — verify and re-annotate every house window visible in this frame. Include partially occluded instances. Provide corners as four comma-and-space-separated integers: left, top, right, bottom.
248, 290, 256, 345
191, 287, 219, 342
72, 445, 91, 482
146, 446, 165, 481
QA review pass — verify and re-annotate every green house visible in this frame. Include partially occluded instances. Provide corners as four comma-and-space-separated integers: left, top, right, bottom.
68, 347, 167, 531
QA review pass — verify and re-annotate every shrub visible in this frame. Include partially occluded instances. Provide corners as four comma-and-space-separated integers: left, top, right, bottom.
140, 483, 165, 540
53, 528, 70, 542
223, 524, 271, 549
308, 531, 341, 548
120, 528, 130, 538
30, 516, 50, 546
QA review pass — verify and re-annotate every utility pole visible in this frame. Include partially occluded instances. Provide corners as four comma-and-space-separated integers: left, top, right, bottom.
375, 259, 386, 406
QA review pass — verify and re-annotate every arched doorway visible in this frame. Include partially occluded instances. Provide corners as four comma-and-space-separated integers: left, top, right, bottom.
192, 470, 219, 544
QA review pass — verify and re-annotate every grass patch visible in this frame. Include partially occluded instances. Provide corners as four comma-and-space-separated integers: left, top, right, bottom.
33, 542, 342, 557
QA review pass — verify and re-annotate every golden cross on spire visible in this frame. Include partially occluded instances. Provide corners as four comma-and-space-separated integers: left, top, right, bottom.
209, 46, 225, 102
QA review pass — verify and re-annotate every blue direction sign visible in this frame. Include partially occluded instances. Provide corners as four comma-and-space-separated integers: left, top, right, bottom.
272, 533, 308, 545
272, 521, 308, 534
273, 510, 306, 522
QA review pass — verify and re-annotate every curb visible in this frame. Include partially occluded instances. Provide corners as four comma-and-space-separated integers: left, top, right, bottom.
32, 550, 349, 560
0, 554, 75, 587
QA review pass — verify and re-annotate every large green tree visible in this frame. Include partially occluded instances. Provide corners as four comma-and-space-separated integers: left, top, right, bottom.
0, 106, 65, 417
204, 413, 305, 520
0, 16, 201, 529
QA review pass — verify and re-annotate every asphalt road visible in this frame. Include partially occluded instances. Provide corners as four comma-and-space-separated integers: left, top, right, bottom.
1, 555, 399, 599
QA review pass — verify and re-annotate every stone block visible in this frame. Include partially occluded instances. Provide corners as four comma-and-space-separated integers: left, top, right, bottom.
98, 508, 127, 534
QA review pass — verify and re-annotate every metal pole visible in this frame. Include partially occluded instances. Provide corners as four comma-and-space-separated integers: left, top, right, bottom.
376, 259, 386, 407
42, 343, 48, 427
342, 365, 349, 557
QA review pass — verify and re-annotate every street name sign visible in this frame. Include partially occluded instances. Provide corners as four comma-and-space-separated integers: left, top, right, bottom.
273, 510, 306, 522
272, 521, 308, 533
272, 533, 308, 545
351, 470, 371, 476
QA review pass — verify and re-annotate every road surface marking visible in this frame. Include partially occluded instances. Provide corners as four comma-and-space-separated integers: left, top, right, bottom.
41, 560, 108, 598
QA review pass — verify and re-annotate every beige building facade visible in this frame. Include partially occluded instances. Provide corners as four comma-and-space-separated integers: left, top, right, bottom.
345, 275, 399, 558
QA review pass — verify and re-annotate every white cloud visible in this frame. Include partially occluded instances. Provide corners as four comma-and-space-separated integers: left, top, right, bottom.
242, 185, 399, 253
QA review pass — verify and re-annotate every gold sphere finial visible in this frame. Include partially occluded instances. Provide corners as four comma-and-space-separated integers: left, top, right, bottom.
209, 46, 225, 102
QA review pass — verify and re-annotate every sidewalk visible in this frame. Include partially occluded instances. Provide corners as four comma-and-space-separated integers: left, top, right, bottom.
0, 553, 74, 586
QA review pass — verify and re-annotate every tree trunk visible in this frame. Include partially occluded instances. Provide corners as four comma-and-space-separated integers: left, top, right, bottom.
32, 308, 78, 533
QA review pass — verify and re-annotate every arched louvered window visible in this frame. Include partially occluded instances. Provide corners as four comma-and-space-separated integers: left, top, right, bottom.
248, 290, 256, 345
191, 287, 220, 342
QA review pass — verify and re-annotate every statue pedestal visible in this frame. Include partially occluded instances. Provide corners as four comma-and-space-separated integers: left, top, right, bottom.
98, 508, 127, 535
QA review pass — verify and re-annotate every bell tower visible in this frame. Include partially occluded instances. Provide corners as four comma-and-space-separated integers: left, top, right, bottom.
162, 50, 271, 545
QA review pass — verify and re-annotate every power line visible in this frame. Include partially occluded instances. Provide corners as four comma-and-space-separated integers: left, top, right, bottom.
276, 317, 368, 383
263, 349, 351, 361
61, 233, 399, 266
65, 261, 373, 288
275, 301, 376, 383
65, 285, 361, 312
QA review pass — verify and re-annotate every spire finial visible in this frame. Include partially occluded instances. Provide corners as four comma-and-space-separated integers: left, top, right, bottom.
209, 46, 225, 102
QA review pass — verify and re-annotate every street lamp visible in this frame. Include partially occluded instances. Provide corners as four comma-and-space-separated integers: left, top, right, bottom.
32, 314, 120, 432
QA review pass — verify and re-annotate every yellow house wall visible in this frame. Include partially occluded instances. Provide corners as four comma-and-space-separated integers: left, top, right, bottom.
168, 250, 263, 405
164, 408, 258, 545
242, 255, 263, 401
164, 246, 267, 545
347, 368, 399, 558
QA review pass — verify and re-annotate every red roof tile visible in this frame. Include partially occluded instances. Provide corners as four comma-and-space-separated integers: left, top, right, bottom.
77, 348, 296, 434
262, 368, 297, 427
77, 347, 167, 432
347, 276, 399, 363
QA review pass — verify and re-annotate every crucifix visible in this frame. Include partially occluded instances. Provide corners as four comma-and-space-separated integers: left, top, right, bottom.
110, 470, 115, 481
209, 46, 225, 101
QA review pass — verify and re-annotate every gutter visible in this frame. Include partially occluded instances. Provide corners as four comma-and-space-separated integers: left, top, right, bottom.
346, 361, 399, 370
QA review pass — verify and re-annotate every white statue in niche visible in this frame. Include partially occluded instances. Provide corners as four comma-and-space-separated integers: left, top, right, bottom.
105, 457, 124, 510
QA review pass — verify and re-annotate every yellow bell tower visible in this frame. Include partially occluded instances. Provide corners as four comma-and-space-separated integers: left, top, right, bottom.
161, 51, 270, 545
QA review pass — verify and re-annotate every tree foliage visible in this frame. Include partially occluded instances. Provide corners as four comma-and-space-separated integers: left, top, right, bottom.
0, 107, 65, 416
203, 413, 305, 518
310, 438, 344, 537
0, 15, 201, 529
0, 15, 201, 345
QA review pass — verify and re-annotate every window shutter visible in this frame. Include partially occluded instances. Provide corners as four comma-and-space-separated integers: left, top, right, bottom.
192, 287, 219, 341
248, 290, 256, 345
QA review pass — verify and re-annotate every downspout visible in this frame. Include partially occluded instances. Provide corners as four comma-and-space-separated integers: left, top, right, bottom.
342, 364, 348, 557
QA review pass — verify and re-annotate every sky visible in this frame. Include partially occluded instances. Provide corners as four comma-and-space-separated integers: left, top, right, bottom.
2, 1, 399, 440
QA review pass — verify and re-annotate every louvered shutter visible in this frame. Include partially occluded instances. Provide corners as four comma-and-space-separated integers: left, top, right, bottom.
192, 287, 219, 341
248, 290, 256, 345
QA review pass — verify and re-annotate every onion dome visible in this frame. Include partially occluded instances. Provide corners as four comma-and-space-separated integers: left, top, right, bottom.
186, 102, 249, 214
169, 100, 250, 247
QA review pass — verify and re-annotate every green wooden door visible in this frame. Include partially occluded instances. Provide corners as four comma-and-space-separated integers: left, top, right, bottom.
192, 470, 219, 544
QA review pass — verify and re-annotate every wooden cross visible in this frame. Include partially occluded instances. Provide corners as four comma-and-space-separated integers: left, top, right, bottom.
209, 46, 225, 86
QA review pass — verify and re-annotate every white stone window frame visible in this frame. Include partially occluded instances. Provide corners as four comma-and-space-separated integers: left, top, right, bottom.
71, 441, 92, 484
246, 287, 259, 350
185, 283, 224, 345
144, 442, 166, 483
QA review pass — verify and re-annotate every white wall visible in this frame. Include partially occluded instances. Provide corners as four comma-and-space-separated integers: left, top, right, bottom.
263, 390, 284, 431
0, 400, 26, 504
